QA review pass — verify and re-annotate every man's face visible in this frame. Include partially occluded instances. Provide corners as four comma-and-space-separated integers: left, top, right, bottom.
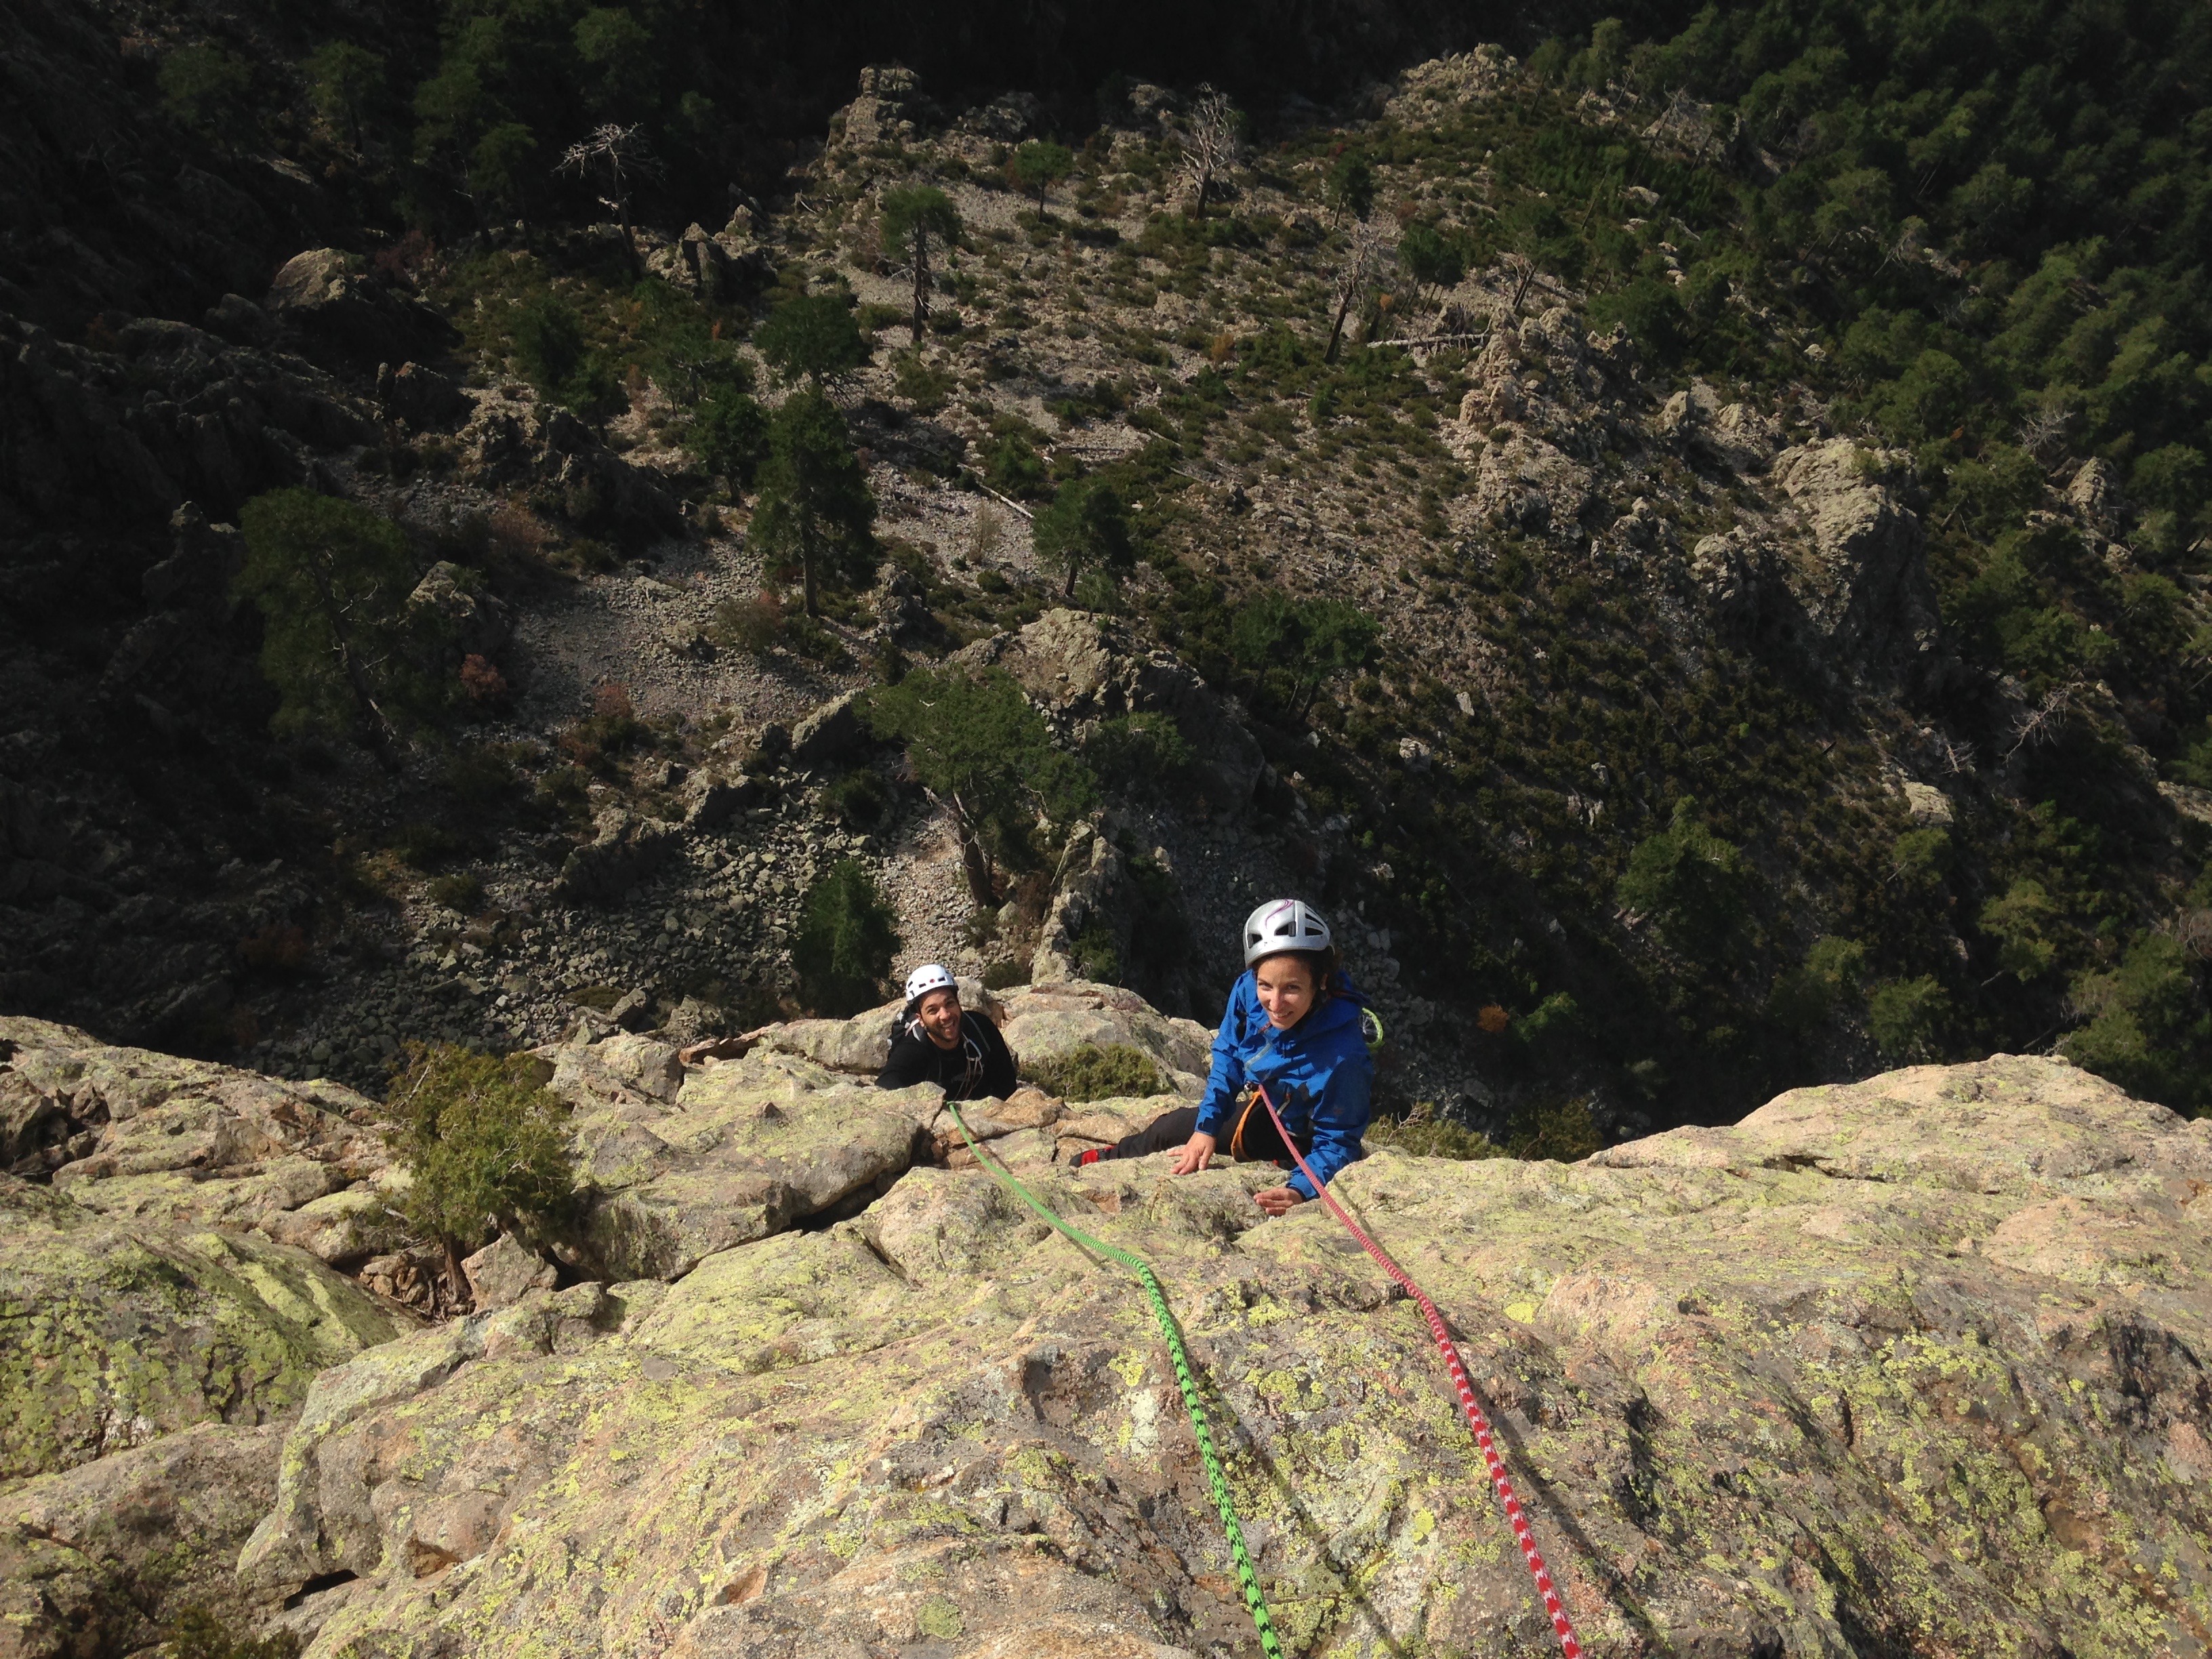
917, 987, 962, 1048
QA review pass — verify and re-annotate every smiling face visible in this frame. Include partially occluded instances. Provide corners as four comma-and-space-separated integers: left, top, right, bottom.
916, 987, 963, 1048
1253, 954, 1319, 1031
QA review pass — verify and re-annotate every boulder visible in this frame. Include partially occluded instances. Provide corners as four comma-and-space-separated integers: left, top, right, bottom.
375, 359, 470, 430
462, 1232, 558, 1310
563, 1046, 941, 1280
0, 1174, 411, 1479
404, 559, 512, 661
790, 688, 867, 767
230, 1051, 2212, 1658
0, 1422, 289, 1656
552, 807, 680, 905
2, 1015, 390, 1223
264, 248, 455, 367
458, 393, 682, 536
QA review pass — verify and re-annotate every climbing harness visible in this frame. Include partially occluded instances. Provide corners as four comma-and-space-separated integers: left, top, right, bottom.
942, 1103, 1286, 1659
1251, 1080, 1584, 1659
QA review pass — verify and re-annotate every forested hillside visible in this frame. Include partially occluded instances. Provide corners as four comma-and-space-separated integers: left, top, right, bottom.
2, 0, 2207, 1136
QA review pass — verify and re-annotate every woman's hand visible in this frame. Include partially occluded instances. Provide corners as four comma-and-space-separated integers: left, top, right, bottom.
1169, 1131, 1216, 1175
1253, 1186, 1306, 1217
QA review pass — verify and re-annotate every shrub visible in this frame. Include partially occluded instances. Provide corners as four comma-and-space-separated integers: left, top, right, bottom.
388, 1044, 578, 1262
1031, 477, 1134, 602
712, 591, 784, 655
2061, 934, 2210, 1113
1502, 1094, 1603, 1162
1616, 799, 1749, 960
864, 665, 1095, 905
750, 387, 877, 615
558, 682, 648, 771
1768, 935, 1866, 1033
1071, 920, 1121, 982
1981, 880, 2059, 981
1027, 1042, 1162, 1101
1868, 976, 1952, 1062
754, 292, 870, 387
1367, 1103, 1506, 1160
165, 1605, 301, 1659
821, 769, 893, 831
983, 959, 1030, 990
159, 45, 253, 140
427, 871, 484, 912
686, 383, 769, 485
792, 859, 901, 1016
234, 489, 430, 752
1228, 590, 1378, 721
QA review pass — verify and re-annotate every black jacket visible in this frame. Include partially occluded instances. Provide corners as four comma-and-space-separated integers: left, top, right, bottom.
876, 1009, 1018, 1101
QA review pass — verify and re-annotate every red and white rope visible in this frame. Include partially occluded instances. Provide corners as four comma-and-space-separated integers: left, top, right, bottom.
1254, 1083, 1584, 1658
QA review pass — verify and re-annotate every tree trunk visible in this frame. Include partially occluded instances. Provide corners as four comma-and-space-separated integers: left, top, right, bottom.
1063, 560, 1078, 600
1193, 171, 1212, 220
910, 234, 929, 346
947, 796, 996, 906
1325, 295, 1354, 363
802, 543, 821, 616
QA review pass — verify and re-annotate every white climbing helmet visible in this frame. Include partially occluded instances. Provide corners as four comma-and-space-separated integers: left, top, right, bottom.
1243, 899, 1333, 966
904, 963, 958, 1004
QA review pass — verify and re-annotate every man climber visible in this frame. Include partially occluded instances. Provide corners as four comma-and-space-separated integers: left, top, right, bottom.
875, 963, 1018, 1101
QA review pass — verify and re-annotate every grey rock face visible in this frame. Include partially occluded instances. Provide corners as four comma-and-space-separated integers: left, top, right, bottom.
552, 808, 680, 905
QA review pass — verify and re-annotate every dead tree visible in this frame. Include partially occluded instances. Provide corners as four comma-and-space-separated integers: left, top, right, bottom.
1181, 88, 1242, 220
1324, 221, 1392, 363
558, 124, 659, 276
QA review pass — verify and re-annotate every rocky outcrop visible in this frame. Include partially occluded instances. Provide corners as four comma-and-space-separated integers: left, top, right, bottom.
264, 248, 456, 369
552, 806, 682, 905
1, 311, 373, 537
0, 1170, 407, 1480
1769, 438, 1940, 676
0, 1420, 288, 1656
213, 1048, 2207, 1658
459, 390, 682, 537
958, 609, 1264, 814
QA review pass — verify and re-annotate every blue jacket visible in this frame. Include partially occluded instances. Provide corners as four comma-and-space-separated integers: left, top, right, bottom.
1195, 971, 1374, 1199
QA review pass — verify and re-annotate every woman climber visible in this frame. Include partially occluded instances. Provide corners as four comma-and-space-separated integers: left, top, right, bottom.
876, 964, 1019, 1101
1070, 899, 1374, 1217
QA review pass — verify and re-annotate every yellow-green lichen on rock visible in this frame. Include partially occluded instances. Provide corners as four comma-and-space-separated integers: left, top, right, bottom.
0, 1174, 409, 1480
231, 1050, 2209, 1659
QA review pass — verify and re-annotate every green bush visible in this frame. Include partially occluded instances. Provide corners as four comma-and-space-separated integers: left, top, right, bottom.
1084, 713, 1193, 802
1228, 591, 1378, 721
792, 859, 901, 1016
750, 388, 876, 615
1868, 977, 1953, 1063
159, 45, 253, 140
754, 293, 870, 387
1031, 477, 1134, 602
864, 665, 1095, 905
1027, 1042, 1162, 1101
1767, 935, 1866, 1033
508, 295, 623, 424
2061, 935, 2211, 1113
234, 489, 431, 752
1616, 799, 1749, 961
1368, 1105, 1507, 1160
165, 1605, 300, 1659
1980, 880, 2059, 981
821, 769, 893, 831
388, 1044, 578, 1260
427, 871, 484, 913
686, 384, 769, 485
1071, 920, 1121, 982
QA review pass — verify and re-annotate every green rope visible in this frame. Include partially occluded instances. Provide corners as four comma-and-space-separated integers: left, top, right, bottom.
944, 1103, 1286, 1659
